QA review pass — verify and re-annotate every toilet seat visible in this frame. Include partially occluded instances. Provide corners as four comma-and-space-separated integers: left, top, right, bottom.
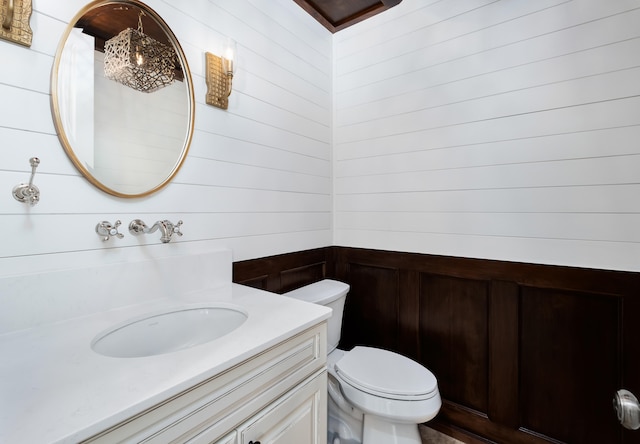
333, 346, 441, 424
335, 346, 438, 401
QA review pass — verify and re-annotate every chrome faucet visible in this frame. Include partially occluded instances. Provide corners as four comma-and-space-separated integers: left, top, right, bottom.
129, 219, 183, 243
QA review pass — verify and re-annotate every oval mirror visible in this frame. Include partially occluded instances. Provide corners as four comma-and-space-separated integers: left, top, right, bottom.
51, 0, 194, 198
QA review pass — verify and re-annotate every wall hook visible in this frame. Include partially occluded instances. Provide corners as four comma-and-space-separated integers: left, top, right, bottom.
12, 157, 40, 206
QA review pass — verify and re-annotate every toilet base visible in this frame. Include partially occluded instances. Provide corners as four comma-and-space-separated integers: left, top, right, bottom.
328, 411, 362, 444
362, 414, 422, 444
327, 377, 363, 444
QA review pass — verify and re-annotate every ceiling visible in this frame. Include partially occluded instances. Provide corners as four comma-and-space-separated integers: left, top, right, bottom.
292, 0, 403, 32
76, 4, 171, 49
75, 1, 402, 47
75, 3, 184, 79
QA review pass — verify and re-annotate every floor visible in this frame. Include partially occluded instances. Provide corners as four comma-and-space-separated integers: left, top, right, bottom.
420, 425, 464, 444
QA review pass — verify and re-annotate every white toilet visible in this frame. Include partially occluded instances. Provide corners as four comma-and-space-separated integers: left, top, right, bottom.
284, 279, 442, 444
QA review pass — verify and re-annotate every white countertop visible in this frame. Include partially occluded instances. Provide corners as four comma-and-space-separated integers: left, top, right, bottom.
0, 283, 331, 444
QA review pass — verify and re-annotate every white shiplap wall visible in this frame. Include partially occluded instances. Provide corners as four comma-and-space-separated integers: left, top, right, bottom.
0, 0, 332, 278
4, 0, 640, 279
333, 0, 640, 272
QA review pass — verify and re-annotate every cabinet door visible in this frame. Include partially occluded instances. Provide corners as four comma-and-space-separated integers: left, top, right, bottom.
239, 371, 327, 444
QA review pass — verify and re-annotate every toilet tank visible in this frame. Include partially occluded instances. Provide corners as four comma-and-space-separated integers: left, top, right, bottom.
283, 279, 349, 352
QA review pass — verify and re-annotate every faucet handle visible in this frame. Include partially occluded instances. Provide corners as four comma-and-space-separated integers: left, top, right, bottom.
173, 220, 183, 237
96, 220, 124, 241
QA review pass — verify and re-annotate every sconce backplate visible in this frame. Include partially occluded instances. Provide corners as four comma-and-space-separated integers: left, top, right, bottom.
0, 0, 33, 47
205, 52, 229, 110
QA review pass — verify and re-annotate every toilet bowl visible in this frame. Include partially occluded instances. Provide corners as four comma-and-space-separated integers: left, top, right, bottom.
284, 280, 442, 444
327, 349, 364, 444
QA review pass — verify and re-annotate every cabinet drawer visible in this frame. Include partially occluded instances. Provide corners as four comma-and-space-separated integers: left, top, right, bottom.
84, 323, 326, 443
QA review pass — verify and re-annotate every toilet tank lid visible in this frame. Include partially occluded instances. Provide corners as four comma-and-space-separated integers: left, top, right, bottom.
283, 279, 349, 304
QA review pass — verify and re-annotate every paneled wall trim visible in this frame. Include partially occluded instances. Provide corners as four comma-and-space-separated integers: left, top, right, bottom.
233, 247, 640, 444
234, 247, 333, 293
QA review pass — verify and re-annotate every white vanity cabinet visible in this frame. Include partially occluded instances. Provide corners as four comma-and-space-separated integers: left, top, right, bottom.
208, 371, 326, 444
83, 323, 327, 444
234, 371, 326, 444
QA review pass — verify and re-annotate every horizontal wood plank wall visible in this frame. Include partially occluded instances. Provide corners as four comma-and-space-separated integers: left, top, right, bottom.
333, 0, 640, 272
0, 0, 332, 278
234, 247, 640, 444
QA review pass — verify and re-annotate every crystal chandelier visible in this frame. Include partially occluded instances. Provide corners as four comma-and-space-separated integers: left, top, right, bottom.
103, 11, 176, 93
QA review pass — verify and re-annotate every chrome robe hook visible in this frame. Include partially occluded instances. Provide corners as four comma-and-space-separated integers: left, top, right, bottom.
13, 157, 40, 206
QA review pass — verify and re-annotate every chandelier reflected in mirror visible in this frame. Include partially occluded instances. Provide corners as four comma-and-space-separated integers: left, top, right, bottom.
103, 11, 176, 93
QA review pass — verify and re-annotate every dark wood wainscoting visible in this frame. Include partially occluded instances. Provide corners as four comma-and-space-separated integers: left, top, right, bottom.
233, 247, 334, 293
232, 247, 640, 444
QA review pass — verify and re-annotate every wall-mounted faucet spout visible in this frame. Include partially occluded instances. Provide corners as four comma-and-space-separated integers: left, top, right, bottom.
129, 219, 183, 243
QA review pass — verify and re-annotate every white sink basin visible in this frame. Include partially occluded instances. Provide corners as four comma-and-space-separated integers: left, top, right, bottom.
91, 305, 248, 358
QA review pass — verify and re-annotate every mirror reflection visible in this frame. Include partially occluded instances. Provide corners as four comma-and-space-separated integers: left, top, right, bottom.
51, 0, 194, 197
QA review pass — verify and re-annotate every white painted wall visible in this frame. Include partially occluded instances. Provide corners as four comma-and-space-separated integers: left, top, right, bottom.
0, 0, 332, 277
3, 0, 640, 280
333, 0, 640, 272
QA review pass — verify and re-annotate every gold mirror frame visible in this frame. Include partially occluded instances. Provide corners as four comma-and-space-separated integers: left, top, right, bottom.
51, 0, 195, 198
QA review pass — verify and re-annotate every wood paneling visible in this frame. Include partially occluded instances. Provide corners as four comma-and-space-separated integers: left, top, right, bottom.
487, 280, 519, 428
333, 247, 640, 444
292, 0, 402, 33
341, 263, 399, 350
237, 247, 640, 444
233, 247, 332, 293
280, 262, 327, 293
419, 274, 489, 412
519, 287, 621, 443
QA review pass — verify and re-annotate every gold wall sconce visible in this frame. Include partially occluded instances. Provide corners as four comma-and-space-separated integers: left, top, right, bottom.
0, 0, 33, 47
206, 38, 236, 110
